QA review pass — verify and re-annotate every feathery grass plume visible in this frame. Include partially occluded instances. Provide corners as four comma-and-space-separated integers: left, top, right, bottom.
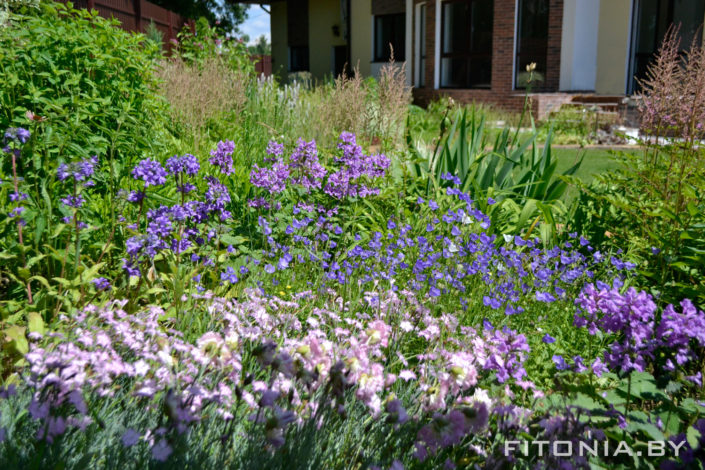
377, 46, 412, 147
157, 57, 248, 149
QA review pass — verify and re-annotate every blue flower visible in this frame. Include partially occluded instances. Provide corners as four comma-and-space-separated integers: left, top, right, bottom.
220, 267, 239, 284
552, 355, 569, 371
542, 334, 556, 344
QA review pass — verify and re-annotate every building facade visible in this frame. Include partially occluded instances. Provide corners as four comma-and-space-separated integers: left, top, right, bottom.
256, 0, 705, 114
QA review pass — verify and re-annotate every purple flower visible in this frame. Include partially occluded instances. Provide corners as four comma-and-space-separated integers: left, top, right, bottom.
166, 153, 200, 176
3, 127, 30, 145
266, 140, 284, 158
92, 277, 111, 291
9, 207, 25, 218
132, 159, 167, 187
61, 195, 85, 208
121, 429, 140, 447
127, 190, 145, 203
220, 266, 239, 284
209, 140, 235, 175
151, 439, 173, 461
57, 156, 98, 182
9, 192, 29, 202
542, 333, 555, 344
552, 355, 569, 371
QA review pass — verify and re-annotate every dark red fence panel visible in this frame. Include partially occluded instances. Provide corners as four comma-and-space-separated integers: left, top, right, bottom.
252, 54, 272, 76
56, 0, 189, 45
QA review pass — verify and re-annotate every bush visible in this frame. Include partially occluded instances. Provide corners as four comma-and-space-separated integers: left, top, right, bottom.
567, 30, 705, 308
0, 1, 169, 174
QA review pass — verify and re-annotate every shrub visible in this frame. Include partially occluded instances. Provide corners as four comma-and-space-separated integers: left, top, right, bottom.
567, 29, 705, 308
0, 1, 169, 175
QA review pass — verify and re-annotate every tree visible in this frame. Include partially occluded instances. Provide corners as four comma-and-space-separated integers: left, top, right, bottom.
247, 34, 271, 55
150, 0, 249, 33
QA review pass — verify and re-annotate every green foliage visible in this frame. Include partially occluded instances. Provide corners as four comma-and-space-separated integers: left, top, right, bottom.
0, 1, 172, 345
0, 1, 168, 165
567, 146, 705, 308
406, 108, 582, 244
150, 0, 249, 34
175, 17, 254, 76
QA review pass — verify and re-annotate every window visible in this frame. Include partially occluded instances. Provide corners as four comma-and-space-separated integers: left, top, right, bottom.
416, 3, 427, 87
628, 0, 705, 93
374, 13, 406, 62
440, 0, 493, 89
289, 46, 309, 72
515, 0, 549, 89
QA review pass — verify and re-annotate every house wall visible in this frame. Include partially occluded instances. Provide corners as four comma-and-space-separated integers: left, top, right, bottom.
559, 0, 599, 91
350, 0, 372, 75
270, 1, 288, 81
595, 0, 632, 95
414, 0, 564, 114
308, 0, 347, 79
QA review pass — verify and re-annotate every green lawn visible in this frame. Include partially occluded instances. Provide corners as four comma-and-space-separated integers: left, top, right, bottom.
552, 147, 638, 182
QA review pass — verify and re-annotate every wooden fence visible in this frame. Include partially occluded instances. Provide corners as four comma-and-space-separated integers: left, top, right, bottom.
58, 0, 189, 44
251, 54, 272, 76
58, 1, 272, 76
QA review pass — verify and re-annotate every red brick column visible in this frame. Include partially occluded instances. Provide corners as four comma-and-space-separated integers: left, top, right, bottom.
492, 0, 518, 93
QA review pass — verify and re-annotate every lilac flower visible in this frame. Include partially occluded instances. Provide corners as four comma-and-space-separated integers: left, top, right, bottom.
57, 156, 98, 182
266, 140, 284, 158
132, 159, 167, 187
60, 195, 85, 208
9, 192, 29, 202
127, 190, 145, 203
166, 153, 200, 176
3, 127, 30, 145
151, 439, 173, 461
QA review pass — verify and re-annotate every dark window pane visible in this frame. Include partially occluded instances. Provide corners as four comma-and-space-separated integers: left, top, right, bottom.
443, 2, 468, 54
374, 14, 406, 61
629, 0, 704, 93
470, 0, 493, 52
515, 0, 549, 88
440, 0, 493, 89
289, 46, 309, 72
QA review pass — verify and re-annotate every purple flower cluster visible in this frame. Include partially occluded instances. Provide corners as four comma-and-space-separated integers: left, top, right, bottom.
57, 156, 98, 183
132, 159, 167, 187
209, 140, 235, 175
253, 177, 625, 321
324, 132, 390, 199
165, 153, 199, 176
249, 133, 390, 203
575, 282, 705, 378
120, 146, 233, 278
2, 127, 30, 156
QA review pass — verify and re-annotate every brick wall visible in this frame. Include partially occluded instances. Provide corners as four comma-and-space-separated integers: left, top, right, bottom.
411, 0, 565, 117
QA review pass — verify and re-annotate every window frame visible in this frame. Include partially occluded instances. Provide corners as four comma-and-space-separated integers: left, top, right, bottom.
288, 46, 310, 72
373, 13, 406, 62
439, 0, 494, 89
514, 0, 550, 90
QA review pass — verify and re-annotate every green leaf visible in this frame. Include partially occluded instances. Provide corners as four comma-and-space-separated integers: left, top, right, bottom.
27, 312, 45, 335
